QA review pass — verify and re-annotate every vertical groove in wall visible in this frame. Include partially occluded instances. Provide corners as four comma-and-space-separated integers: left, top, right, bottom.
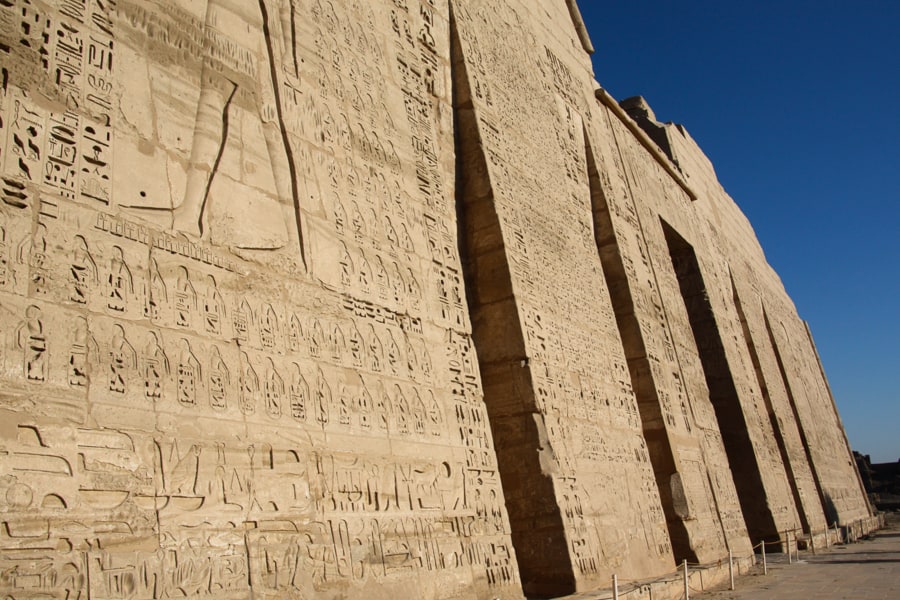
450, 7, 575, 597
660, 220, 778, 546
763, 309, 833, 525
584, 135, 696, 564
802, 321, 874, 518
730, 277, 813, 533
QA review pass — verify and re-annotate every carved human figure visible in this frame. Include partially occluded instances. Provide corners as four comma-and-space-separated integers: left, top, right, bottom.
260, 304, 279, 349
374, 383, 390, 432
142, 331, 170, 402
426, 390, 443, 437
386, 331, 401, 375
69, 235, 97, 304
17, 223, 48, 294
348, 324, 363, 368
393, 385, 410, 435
390, 261, 405, 304
288, 313, 303, 353
171, 0, 305, 269
309, 319, 324, 358
366, 325, 382, 372
208, 345, 231, 410
333, 197, 347, 234
374, 256, 389, 299
338, 383, 352, 426
68, 316, 98, 388
399, 223, 414, 253
16, 304, 48, 382
143, 257, 168, 322
384, 215, 398, 250
338, 112, 352, 151
240, 352, 260, 415
264, 357, 284, 419
289, 362, 308, 422
106, 245, 132, 313
315, 368, 330, 427
203, 275, 225, 335
411, 389, 427, 435
177, 340, 201, 407
357, 380, 372, 431
233, 299, 252, 342
406, 267, 421, 309
108, 324, 136, 394
488, 488, 506, 530
350, 201, 365, 242
175, 266, 197, 329
339, 242, 354, 287
404, 335, 418, 378
357, 254, 371, 293
329, 324, 344, 363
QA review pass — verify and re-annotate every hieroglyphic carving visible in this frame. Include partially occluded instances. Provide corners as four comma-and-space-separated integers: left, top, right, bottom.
585, 100, 754, 560
0, 0, 872, 598
452, 0, 676, 588
0, 2, 521, 599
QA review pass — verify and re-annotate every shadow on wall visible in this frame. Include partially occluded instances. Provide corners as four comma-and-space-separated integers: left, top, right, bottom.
823, 493, 839, 526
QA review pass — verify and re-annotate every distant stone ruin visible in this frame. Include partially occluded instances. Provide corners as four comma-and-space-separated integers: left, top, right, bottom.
856, 453, 900, 511
0, 1, 876, 598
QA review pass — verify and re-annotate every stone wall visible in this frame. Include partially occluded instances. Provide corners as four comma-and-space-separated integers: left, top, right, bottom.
0, 1, 871, 599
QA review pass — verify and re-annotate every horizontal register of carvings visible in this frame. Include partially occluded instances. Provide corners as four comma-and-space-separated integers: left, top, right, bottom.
0, 1, 872, 599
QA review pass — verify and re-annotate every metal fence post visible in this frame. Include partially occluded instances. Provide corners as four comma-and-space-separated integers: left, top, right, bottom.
683, 559, 689, 600
729, 549, 734, 590
787, 530, 792, 564
761, 541, 767, 575
613, 574, 618, 600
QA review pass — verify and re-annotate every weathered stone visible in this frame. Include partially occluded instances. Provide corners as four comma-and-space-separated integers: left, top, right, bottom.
0, 1, 872, 599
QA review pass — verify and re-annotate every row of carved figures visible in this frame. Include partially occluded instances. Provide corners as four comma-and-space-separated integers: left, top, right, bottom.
1, 223, 441, 370
0, 522, 517, 599
3, 303, 451, 438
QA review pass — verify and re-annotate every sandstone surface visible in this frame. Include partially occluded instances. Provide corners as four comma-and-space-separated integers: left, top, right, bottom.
0, 1, 873, 598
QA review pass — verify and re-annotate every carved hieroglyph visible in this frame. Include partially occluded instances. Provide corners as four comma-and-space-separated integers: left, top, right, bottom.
0, 1, 872, 599
0, 1, 521, 598
434, 0, 866, 593
451, 1, 676, 593
617, 97, 871, 534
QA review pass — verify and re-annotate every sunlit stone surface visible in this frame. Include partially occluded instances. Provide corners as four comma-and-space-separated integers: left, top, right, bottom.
0, 1, 873, 598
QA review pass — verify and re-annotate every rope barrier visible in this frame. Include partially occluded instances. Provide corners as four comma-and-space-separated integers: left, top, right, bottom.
592, 515, 882, 600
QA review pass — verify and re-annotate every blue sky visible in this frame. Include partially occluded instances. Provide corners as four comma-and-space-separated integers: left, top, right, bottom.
579, 1, 900, 463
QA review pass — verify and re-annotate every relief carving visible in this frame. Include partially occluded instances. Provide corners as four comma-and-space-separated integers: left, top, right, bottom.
0, 1, 870, 599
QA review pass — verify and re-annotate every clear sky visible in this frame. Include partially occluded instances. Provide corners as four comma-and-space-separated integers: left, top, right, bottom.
578, 1, 900, 463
